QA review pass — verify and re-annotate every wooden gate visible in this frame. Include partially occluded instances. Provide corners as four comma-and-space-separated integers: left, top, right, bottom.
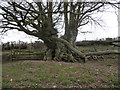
11, 49, 43, 61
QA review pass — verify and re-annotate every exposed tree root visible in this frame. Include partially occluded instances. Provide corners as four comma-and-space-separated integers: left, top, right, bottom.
112, 43, 120, 47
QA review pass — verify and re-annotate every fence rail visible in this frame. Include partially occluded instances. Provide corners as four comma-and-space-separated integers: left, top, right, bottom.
11, 49, 43, 61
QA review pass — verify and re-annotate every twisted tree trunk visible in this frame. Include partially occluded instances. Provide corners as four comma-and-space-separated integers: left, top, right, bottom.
42, 36, 85, 62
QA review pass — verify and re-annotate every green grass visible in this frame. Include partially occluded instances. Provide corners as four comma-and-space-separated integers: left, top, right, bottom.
102, 61, 117, 67
2, 84, 12, 88
36, 72, 53, 83
14, 79, 21, 82
78, 77, 95, 84
61, 79, 71, 86
2, 59, 118, 88
22, 78, 40, 83
3, 66, 23, 75
105, 62, 114, 66
108, 79, 120, 86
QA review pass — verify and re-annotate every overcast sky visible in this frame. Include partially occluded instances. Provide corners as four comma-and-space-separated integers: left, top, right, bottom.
0, 3, 119, 43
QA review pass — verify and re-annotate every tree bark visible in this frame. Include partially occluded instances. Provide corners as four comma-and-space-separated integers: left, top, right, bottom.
42, 36, 85, 62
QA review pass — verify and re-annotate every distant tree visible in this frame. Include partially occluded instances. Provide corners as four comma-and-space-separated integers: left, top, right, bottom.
0, 1, 119, 62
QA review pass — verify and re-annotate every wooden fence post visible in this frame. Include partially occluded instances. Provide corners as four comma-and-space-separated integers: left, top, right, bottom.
10, 49, 13, 61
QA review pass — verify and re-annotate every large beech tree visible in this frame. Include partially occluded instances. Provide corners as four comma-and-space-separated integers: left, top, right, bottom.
0, 1, 119, 62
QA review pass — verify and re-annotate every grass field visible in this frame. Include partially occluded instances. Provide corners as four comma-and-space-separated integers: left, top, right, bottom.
2, 59, 119, 88
2, 45, 119, 88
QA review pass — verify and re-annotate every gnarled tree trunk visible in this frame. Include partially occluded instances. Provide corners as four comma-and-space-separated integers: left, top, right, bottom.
42, 36, 85, 62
